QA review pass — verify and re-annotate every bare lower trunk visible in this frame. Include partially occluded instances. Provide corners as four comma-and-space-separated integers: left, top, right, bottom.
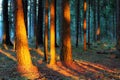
116, 0, 120, 50
50, 0, 56, 65
2, 0, 13, 49
83, 0, 87, 51
44, 0, 49, 62
88, 0, 90, 48
36, 0, 44, 47
60, 0, 72, 64
76, 0, 80, 48
96, 0, 100, 41
15, 0, 39, 79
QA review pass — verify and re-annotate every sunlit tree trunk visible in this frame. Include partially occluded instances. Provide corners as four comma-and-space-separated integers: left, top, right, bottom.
44, 0, 49, 62
83, 0, 87, 51
60, 0, 72, 64
15, 0, 39, 79
49, 0, 56, 65
2, 0, 13, 49
116, 0, 120, 50
96, 0, 100, 41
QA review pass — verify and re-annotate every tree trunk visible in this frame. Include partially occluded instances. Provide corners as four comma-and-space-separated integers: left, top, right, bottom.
2, 0, 13, 49
93, 0, 96, 41
15, 0, 39, 79
55, 0, 59, 47
83, 0, 87, 51
58, 0, 62, 47
28, 0, 31, 38
32, 0, 37, 48
22, 0, 28, 35
30, 0, 35, 38
113, 4, 116, 41
60, 0, 72, 64
44, 0, 49, 62
96, 0, 100, 41
79, 11, 82, 42
88, 0, 90, 48
116, 0, 120, 50
113, 12, 115, 40
36, 0, 44, 47
116, 0, 118, 41
76, 0, 80, 48
49, 0, 56, 65
105, 18, 108, 37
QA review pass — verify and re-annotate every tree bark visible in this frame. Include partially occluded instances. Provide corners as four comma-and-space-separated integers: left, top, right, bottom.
96, 0, 100, 41
55, 0, 59, 47
36, 0, 44, 47
60, 0, 72, 64
88, 0, 90, 48
44, 0, 49, 62
22, 0, 28, 35
15, 0, 39, 79
2, 0, 13, 49
83, 0, 87, 51
113, 12, 115, 40
93, 0, 96, 41
116, 0, 120, 50
49, 0, 56, 65
76, 0, 80, 48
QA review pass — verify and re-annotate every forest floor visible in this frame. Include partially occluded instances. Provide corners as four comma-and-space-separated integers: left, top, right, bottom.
0, 41, 120, 80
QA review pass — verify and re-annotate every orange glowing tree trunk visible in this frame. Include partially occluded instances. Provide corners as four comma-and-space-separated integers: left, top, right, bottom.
50, 0, 56, 65
44, 0, 49, 62
60, 0, 72, 64
15, 0, 39, 79
83, 0, 87, 51
96, 0, 100, 41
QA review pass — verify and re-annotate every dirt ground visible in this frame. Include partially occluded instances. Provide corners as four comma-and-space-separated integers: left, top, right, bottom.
0, 42, 120, 80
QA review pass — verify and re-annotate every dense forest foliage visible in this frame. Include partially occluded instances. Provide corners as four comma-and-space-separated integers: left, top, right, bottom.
0, 0, 120, 79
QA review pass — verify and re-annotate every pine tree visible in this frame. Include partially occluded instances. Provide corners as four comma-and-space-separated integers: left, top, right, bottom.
49, 0, 56, 65
15, 0, 39, 79
83, 0, 87, 51
60, 0, 72, 64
